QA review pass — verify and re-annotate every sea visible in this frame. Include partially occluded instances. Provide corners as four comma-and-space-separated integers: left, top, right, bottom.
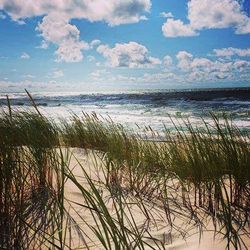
0, 87, 250, 133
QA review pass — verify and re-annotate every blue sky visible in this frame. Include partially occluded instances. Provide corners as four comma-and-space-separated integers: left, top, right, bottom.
0, 0, 250, 92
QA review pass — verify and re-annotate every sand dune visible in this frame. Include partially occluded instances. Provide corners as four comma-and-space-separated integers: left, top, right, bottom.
61, 148, 249, 249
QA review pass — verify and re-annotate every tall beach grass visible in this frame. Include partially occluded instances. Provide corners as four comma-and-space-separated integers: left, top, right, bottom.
0, 92, 249, 249
61, 112, 250, 249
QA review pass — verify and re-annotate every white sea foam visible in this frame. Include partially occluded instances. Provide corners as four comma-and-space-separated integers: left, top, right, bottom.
1, 88, 249, 132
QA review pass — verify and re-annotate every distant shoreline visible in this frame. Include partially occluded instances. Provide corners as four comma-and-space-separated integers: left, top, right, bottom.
1, 86, 250, 96
1, 87, 249, 133
1, 86, 250, 101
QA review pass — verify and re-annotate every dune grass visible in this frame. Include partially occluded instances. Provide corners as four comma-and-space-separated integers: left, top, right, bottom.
0, 108, 72, 249
0, 92, 249, 249
61, 112, 250, 249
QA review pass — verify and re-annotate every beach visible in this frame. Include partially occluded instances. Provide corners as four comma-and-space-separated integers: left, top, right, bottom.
1, 0, 250, 248
63, 147, 249, 249
0, 91, 249, 249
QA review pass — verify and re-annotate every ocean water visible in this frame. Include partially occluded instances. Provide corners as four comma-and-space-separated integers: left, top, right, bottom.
0, 87, 250, 132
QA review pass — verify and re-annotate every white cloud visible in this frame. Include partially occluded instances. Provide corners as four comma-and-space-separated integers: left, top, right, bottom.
54, 39, 88, 63
176, 51, 193, 70
160, 12, 173, 18
36, 40, 49, 49
162, 0, 250, 37
37, 14, 81, 45
177, 51, 232, 73
36, 14, 89, 62
163, 55, 173, 67
90, 69, 110, 80
90, 39, 101, 48
233, 60, 250, 72
187, 0, 249, 31
52, 70, 64, 78
176, 50, 250, 81
97, 41, 161, 68
0, 0, 151, 26
213, 47, 250, 57
0, 79, 63, 92
88, 70, 180, 84
20, 52, 30, 59
78, 50, 250, 83
16, 19, 26, 25
140, 72, 177, 83
162, 19, 197, 37
1, 1, 151, 62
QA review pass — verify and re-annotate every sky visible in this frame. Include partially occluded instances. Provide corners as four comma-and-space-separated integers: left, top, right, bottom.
0, 0, 250, 92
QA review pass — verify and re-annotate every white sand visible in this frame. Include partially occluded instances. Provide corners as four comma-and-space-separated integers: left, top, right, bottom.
62, 148, 249, 250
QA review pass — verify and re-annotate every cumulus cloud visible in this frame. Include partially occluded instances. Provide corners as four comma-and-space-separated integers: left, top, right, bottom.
176, 50, 250, 81
162, 0, 250, 37
0, 1, 151, 62
20, 52, 30, 59
213, 47, 250, 57
187, 0, 249, 31
160, 12, 173, 18
163, 55, 173, 67
89, 49, 250, 83
97, 42, 161, 68
36, 40, 49, 49
0, 0, 151, 25
36, 15, 78, 45
177, 50, 231, 73
234, 60, 250, 72
54, 39, 88, 63
162, 19, 197, 37
90, 39, 101, 48
90, 69, 110, 81
36, 14, 89, 62
176, 51, 193, 70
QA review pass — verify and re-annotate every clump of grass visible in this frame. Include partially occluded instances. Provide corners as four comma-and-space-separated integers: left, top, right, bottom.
61, 112, 250, 249
0, 107, 73, 249
64, 150, 196, 250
